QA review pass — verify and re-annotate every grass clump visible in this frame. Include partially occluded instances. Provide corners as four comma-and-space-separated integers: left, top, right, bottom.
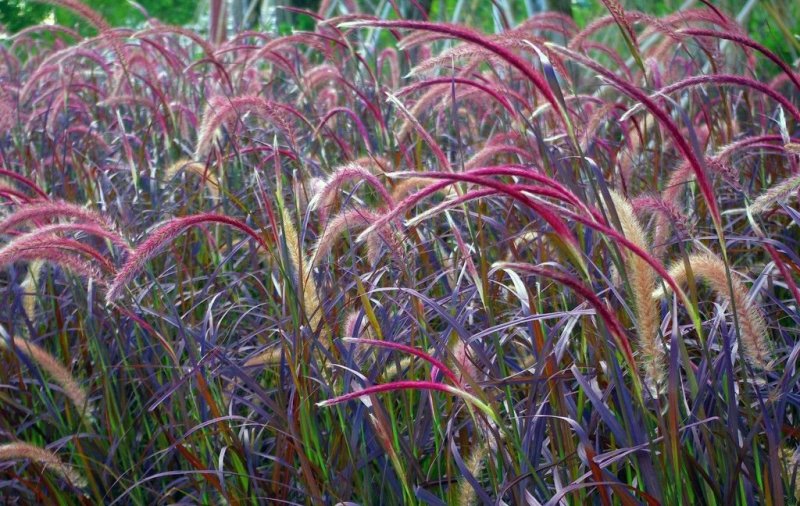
0, 0, 799, 504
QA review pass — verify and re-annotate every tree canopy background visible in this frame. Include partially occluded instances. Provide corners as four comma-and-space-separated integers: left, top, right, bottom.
0, 0, 797, 64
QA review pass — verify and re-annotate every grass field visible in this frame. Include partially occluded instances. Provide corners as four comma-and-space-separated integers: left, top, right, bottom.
1, 0, 799, 504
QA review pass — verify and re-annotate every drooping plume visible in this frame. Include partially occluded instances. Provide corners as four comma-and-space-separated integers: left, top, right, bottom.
654, 252, 770, 368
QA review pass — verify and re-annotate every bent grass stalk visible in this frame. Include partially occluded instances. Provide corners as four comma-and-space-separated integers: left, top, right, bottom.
106, 213, 269, 302
195, 96, 298, 158
308, 163, 395, 214
341, 337, 462, 386
310, 207, 397, 267
750, 172, 800, 215
317, 380, 499, 425
546, 42, 723, 230
1, 334, 93, 422
165, 159, 220, 200
0, 441, 86, 488
0, 200, 121, 236
653, 252, 771, 368
0, 233, 111, 280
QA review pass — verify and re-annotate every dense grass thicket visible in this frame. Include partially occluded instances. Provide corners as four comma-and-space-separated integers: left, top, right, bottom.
1, 0, 800, 504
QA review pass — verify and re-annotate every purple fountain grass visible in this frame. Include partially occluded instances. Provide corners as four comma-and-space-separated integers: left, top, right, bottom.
342, 337, 462, 386
629, 11, 682, 43
578, 41, 635, 82
631, 194, 691, 246
569, 11, 660, 50
311, 207, 403, 266
135, 25, 218, 62
31, 1, 133, 93
106, 213, 268, 302
659, 7, 740, 35
749, 173, 800, 215
303, 64, 339, 90
0, 186, 34, 203
382, 169, 673, 274
13, 222, 132, 252
17, 64, 60, 102
316, 380, 498, 422
395, 84, 460, 140
377, 47, 400, 89
9, 24, 81, 47
547, 43, 722, 229
517, 13, 578, 37
405, 184, 579, 231
35, 0, 110, 32
389, 169, 699, 316
456, 166, 600, 217
389, 176, 440, 202
242, 33, 338, 75
309, 164, 395, 217
447, 214, 480, 285
581, 101, 635, 149
464, 144, 532, 170
607, 190, 662, 389
164, 159, 221, 200
0, 169, 48, 199
277, 207, 326, 337
0, 233, 107, 280
20, 260, 42, 320
386, 93, 450, 170
396, 30, 450, 51
358, 170, 580, 252
519, 11, 578, 32
654, 252, 771, 368
679, 28, 800, 91
0, 200, 119, 236
195, 95, 298, 158
654, 74, 800, 124
457, 440, 490, 506
407, 34, 569, 93
2, 334, 93, 422
715, 134, 789, 159
30, 237, 112, 272
313, 107, 372, 151
343, 311, 373, 340
598, 0, 637, 47
446, 339, 481, 385
397, 77, 519, 117
494, 261, 636, 369
98, 95, 161, 114
349, 155, 393, 175
1, 2, 798, 502
0, 441, 86, 488
338, 19, 566, 125
61, 125, 111, 152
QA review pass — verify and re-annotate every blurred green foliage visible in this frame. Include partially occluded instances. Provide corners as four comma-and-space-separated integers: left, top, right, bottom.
1, 0, 797, 67
0, 0, 51, 33
572, 0, 800, 64
0, 0, 197, 33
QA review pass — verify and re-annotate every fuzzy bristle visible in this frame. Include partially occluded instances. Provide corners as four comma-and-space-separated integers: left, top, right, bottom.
654, 253, 771, 368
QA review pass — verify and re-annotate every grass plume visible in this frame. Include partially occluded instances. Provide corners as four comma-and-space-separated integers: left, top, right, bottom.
1, 333, 93, 422
0, 441, 86, 488
607, 190, 663, 389
654, 252, 771, 368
